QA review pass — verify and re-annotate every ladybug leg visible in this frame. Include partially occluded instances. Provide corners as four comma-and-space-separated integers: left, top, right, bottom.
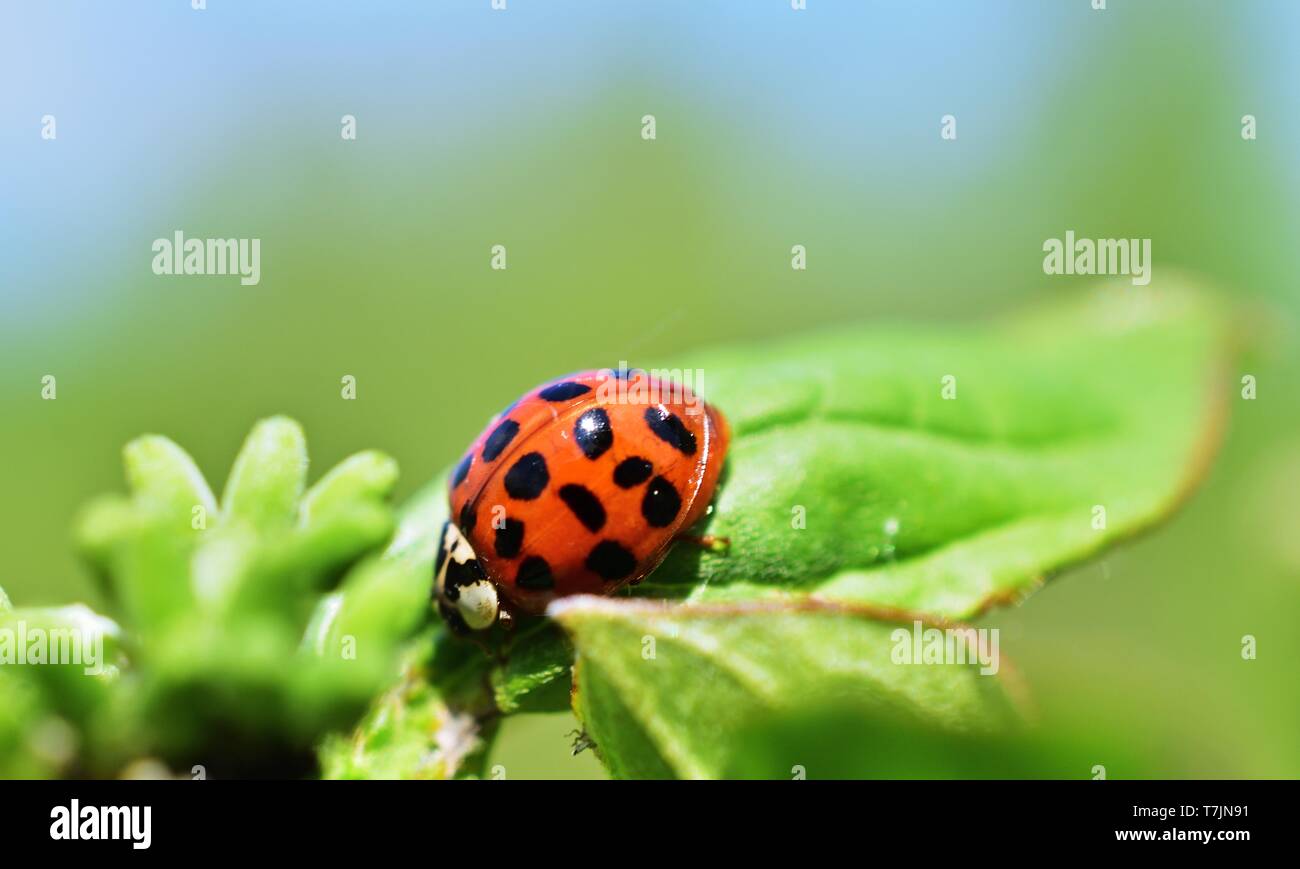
468, 634, 497, 659
497, 605, 517, 632
467, 604, 518, 662
676, 533, 730, 554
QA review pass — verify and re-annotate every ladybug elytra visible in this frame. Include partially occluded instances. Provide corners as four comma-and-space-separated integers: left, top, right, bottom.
434, 367, 729, 633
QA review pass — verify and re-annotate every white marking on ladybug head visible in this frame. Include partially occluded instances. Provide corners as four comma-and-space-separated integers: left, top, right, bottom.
456, 579, 499, 631
443, 521, 477, 564
438, 521, 500, 632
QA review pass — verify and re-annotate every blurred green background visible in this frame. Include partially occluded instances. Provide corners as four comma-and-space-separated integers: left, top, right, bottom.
2, 2, 1296, 778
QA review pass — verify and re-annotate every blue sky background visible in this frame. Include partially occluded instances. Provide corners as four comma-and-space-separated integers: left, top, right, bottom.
7, 1, 1296, 330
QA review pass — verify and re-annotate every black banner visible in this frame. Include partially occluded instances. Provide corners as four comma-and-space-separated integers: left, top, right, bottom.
1, 780, 1283, 854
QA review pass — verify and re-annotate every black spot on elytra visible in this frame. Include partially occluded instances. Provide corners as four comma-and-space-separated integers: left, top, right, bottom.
539, 381, 591, 402
481, 418, 520, 462
574, 408, 613, 460
452, 454, 473, 487
613, 456, 653, 488
586, 540, 637, 581
641, 475, 681, 527
558, 484, 606, 532
516, 556, 554, 590
494, 517, 524, 559
504, 452, 549, 500
609, 366, 639, 380
458, 501, 477, 534
644, 406, 696, 455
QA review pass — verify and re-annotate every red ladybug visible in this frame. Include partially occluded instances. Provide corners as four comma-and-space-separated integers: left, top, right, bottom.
434, 367, 729, 633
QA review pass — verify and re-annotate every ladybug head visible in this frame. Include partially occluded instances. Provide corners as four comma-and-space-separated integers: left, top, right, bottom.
434, 520, 499, 632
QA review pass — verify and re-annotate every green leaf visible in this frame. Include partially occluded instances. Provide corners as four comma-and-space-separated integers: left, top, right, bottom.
650, 283, 1230, 618
313, 470, 449, 646
312, 557, 429, 659
721, 704, 1168, 780
300, 450, 399, 528
220, 416, 308, 528
557, 597, 1022, 779
318, 629, 498, 779
0, 605, 121, 734
65, 419, 405, 776
491, 623, 573, 715
0, 668, 56, 778
74, 492, 195, 632
124, 435, 218, 520
73, 434, 215, 629
0, 605, 121, 665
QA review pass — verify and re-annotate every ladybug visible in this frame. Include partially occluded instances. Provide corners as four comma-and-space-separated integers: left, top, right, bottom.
434, 367, 729, 633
